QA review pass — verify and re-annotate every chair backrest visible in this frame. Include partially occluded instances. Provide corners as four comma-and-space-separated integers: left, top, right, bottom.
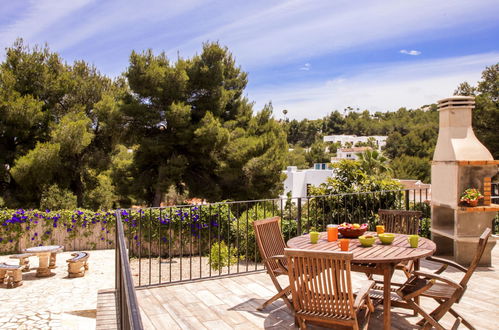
378, 209, 422, 235
285, 248, 356, 319
253, 216, 286, 274
459, 228, 492, 288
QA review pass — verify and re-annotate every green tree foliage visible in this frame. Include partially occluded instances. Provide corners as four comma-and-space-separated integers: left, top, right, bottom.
2, 40, 124, 208
309, 160, 400, 196
455, 63, 499, 158
356, 149, 391, 176
390, 155, 431, 183
285, 106, 438, 182
124, 43, 287, 205
307, 159, 401, 226
285, 118, 323, 147
39, 184, 77, 210
305, 141, 330, 166
286, 147, 309, 169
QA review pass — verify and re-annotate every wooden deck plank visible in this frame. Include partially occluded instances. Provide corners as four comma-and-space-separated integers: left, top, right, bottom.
137, 244, 499, 329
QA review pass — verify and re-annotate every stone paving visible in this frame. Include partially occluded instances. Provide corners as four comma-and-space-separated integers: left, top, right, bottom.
0, 249, 115, 329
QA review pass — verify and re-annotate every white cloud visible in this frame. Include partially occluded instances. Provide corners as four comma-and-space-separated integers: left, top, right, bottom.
0, 0, 93, 48
400, 49, 422, 56
299, 63, 311, 71
247, 52, 499, 119
170, 0, 498, 69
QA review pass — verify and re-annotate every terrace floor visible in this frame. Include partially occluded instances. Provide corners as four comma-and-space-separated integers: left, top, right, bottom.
137, 244, 499, 330
0, 249, 115, 329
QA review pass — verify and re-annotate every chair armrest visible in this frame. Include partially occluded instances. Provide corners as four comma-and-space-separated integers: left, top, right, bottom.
353, 280, 375, 310
413, 271, 462, 290
426, 256, 468, 274
264, 255, 288, 272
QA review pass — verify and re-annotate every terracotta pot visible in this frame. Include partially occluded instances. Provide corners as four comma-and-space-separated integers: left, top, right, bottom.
467, 199, 478, 207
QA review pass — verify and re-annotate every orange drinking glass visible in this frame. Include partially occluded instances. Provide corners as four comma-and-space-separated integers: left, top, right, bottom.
376, 225, 385, 235
338, 239, 349, 251
327, 225, 338, 242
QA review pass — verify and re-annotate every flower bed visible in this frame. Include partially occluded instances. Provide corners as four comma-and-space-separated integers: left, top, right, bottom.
0, 209, 116, 253
0, 206, 235, 256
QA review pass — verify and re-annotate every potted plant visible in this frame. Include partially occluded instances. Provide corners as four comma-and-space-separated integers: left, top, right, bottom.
309, 227, 320, 244
460, 188, 483, 207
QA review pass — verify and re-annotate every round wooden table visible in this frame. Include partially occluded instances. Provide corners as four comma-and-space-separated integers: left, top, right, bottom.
287, 232, 436, 330
25, 245, 64, 277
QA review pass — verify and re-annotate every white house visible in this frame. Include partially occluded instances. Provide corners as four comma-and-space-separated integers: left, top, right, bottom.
281, 164, 333, 198
323, 135, 387, 150
329, 147, 372, 164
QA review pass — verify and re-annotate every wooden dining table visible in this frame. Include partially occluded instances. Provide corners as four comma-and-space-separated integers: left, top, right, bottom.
287, 232, 436, 330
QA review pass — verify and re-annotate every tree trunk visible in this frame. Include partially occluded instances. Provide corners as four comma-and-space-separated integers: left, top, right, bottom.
153, 186, 163, 207
74, 175, 84, 208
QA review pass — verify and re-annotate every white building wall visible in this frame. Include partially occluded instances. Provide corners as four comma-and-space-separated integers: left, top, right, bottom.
336, 149, 360, 160
323, 135, 387, 149
282, 166, 333, 198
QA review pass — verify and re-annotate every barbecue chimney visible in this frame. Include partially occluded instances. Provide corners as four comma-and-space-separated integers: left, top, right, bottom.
431, 96, 497, 266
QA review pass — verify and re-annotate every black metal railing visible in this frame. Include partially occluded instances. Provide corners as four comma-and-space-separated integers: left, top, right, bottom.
117, 188, 430, 288
115, 210, 143, 330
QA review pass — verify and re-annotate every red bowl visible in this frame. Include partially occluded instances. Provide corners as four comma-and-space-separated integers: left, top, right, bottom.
338, 227, 368, 238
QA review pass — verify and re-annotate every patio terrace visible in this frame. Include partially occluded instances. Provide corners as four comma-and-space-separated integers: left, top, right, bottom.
133, 245, 499, 329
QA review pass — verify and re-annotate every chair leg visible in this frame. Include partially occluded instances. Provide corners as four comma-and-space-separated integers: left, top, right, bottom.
451, 317, 462, 330
257, 285, 291, 311
404, 260, 414, 279
448, 308, 476, 330
361, 301, 372, 330
404, 299, 445, 330
299, 318, 306, 330
259, 274, 293, 311
425, 297, 458, 327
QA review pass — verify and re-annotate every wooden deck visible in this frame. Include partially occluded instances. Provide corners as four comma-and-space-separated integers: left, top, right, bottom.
137, 244, 499, 329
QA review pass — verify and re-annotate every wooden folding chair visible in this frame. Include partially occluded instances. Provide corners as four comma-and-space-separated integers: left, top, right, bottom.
379, 209, 422, 278
396, 228, 492, 330
253, 216, 293, 311
285, 248, 375, 330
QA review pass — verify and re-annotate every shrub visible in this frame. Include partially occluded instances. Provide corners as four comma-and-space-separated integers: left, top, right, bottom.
83, 173, 117, 210
40, 185, 77, 210
209, 241, 237, 271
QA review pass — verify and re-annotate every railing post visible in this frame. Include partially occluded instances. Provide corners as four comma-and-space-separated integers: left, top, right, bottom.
115, 209, 121, 330
405, 190, 410, 210
297, 198, 302, 235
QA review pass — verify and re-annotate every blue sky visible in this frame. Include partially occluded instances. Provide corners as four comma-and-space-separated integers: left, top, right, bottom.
1, 0, 498, 119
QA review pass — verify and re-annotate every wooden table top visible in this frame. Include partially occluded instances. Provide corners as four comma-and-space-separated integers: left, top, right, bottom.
287, 232, 436, 264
